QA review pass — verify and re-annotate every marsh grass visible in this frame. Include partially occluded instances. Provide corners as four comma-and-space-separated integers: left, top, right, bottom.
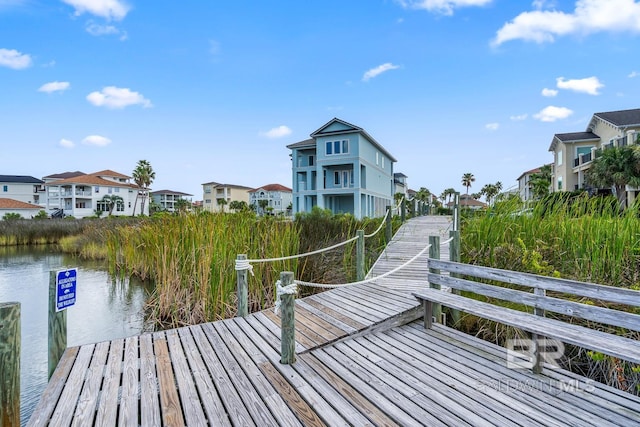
106, 208, 394, 329
461, 194, 640, 394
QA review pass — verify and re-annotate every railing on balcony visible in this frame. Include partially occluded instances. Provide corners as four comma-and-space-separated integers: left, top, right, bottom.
574, 151, 593, 167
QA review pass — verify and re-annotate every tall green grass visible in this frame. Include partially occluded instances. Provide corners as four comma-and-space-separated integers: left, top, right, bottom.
463, 194, 640, 287
106, 208, 394, 329
106, 212, 300, 328
461, 194, 640, 394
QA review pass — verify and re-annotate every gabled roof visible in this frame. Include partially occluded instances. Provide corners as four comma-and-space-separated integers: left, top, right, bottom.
249, 184, 292, 193
0, 198, 42, 209
91, 170, 131, 179
286, 138, 314, 150
548, 131, 599, 151
201, 182, 253, 190
0, 175, 44, 184
516, 164, 549, 181
592, 108, 640, 128
45, 173, 137, 189
43, 171, 86, 180
150, 190, 193, 196
289, 117, 398, 162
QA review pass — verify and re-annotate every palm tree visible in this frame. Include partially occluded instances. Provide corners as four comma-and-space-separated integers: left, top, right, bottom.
481, 183, 499, 205
101, 194, 124, 216
132, 160, 155, 216
530, 164, 553, 200
461, 173, 475, 195
217, 198, 228, 212
585, 146, 640, 209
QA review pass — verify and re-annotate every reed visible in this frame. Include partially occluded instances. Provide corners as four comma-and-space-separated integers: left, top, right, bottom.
461, 194, 640, 394
106, 208, 393, 329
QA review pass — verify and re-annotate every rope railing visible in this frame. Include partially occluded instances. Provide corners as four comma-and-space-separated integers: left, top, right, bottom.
293, 241, 431, 289
235, 198, 405, 271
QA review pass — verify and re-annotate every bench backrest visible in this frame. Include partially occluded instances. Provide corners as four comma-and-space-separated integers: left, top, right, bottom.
427, 258, 640, 333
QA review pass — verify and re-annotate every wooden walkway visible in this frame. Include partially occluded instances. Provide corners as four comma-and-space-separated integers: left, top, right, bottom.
28, 215, 640, 426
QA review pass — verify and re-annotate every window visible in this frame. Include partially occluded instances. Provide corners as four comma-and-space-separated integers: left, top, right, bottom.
557, 177, 563, 191
114, 187, 120, 193
376, 152, 379, 165
334, 171, 340, 185
2, 185, 7, 192
382, 157, 385, 168
309, 155, 314, 166
326, 139, 349, 155
95, 186, 100, 193
557, 151, 563, 166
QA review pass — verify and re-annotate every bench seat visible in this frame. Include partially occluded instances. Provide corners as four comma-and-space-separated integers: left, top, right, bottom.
413, 288, 640, 365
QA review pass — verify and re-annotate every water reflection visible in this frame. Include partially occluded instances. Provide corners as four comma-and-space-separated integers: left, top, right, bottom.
0, 246, 152, 425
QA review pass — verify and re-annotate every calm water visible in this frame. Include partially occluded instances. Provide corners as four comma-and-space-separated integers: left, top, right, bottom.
0, 246, 152, 425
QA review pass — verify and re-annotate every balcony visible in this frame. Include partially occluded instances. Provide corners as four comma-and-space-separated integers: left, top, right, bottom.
573, 152, 592, 167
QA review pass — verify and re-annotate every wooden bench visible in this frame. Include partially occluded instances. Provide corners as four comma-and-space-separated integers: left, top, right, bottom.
414, 259, 640, 373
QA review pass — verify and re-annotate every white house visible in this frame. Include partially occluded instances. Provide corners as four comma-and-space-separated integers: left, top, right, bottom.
0, 198, 43, 219
249, 184, 292, 215
150, 190, 193, 212
45, 170, 147, 218
0, 175, 45, 206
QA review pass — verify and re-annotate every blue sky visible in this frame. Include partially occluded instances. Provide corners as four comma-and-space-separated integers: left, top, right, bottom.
2, 0, 640, 200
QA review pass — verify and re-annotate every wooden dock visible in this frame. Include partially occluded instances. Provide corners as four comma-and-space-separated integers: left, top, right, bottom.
27, 215, 640, 426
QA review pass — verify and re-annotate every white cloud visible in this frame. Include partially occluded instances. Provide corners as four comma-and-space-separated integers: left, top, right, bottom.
493, 0, 640, 46
59, 138, 75, 148
485, 122, 499, 130
261, 125, 292, 139
38, 81, 70, 93
395, 0, 492, 16
86, 86, 152, 109
362, 63, 400, 82
82, 135, 111, 146
556, 76, 603, 95
534, 105, 573, 122
85, 21, 126, 39
61, 0, 130, 20
629, 71, 639, 78
542, 88, 558, 97
0, 48, 32, 69
510, 113, 528, 121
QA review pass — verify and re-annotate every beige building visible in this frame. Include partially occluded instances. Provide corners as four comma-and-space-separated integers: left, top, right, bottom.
202, 181, 252, 212
548, 108, 640, 202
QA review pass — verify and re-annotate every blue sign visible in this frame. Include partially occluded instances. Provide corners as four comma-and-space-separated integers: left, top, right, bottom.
56, 268, 77, 312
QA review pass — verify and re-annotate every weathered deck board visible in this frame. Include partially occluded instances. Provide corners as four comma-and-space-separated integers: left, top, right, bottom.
29, 216, 640, 426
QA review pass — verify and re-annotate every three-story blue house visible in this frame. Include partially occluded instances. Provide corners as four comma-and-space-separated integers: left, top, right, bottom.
287, 118, 397, 219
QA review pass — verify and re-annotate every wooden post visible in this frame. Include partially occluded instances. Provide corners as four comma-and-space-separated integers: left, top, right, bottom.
401, 200, 406, 222
280, 271, 296, 365
0, 302, 20, 427
385, 206, 392, 244
449, 229, 461, 325
236, 254, 248, 317
356, 230, 365, 281
532, 287, 546, 374
453, 192, 460, 232
49, 271, 67, 380
428, 236, 442, 323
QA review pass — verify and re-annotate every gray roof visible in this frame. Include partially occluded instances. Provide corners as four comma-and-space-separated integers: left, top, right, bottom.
593, 108, 640, 127
150, 190, 193, 196
0, 175, 44, 184
287, 118, 398, 162
554, 132, 600, 142
286, 138, 314, 149
43, 171, 86, 180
